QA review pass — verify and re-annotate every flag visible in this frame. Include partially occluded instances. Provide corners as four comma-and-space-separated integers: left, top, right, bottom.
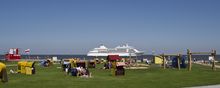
25, 49, 30, 54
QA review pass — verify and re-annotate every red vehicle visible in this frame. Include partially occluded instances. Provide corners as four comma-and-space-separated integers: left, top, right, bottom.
5, 48, 21, 61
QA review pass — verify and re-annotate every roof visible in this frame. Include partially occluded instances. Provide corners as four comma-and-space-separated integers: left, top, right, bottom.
107, 55, 122, 61
116, 62, 126, 66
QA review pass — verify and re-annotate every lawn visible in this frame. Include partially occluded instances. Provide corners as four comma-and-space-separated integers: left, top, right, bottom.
1, 62, 220, 88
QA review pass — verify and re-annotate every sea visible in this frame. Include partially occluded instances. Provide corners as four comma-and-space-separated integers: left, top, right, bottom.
0, 55, 220, 61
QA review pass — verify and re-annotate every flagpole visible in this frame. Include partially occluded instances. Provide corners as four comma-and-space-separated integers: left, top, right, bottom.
29, 49, 30, 59
25, 49, 31, 59
29, 53, 30, 59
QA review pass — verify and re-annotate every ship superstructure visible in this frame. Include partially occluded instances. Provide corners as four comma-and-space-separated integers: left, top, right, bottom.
87, 44, 144, 57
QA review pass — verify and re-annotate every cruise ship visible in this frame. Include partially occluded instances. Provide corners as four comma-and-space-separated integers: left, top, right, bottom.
87, 44, 144, 57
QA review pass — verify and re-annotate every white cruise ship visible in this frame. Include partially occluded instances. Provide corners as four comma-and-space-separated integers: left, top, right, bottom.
87, 44, 144, 57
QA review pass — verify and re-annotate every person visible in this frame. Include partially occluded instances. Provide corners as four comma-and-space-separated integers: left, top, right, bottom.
108, 61, 111, 69
86, 68, 90, 75
60, 59, 63, 64
76, 66, 82, 76
103, 62, 107, 69
165, 60, 168, 68
9, 69, 17, 74
193, 58, 196, 63
64, 63, 71, 75
146, 58, 149, 64
65, 66, 69, 74
209, 56, 213, 64
81, 68, 91, 78
76, 67, 81, 72
81, 67, 86, 75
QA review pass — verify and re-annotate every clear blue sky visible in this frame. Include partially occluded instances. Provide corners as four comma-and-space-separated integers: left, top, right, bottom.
0, 0, 220, 54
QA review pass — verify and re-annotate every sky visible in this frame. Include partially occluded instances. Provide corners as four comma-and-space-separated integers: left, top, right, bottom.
0, 0, 220, 54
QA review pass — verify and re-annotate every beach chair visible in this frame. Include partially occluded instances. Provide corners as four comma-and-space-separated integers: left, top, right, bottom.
0, 62, 8, 83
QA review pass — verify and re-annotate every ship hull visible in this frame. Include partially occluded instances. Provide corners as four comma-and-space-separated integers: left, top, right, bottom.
87, 52, 143, 57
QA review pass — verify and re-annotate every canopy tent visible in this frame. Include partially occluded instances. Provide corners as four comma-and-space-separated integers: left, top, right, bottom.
107, 55, 122, 61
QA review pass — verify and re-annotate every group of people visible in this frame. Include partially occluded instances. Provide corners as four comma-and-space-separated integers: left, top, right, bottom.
41, 59, 52, 67
103, 61, 112, 69
62, 61, 91, 78
76, 67, 91, 77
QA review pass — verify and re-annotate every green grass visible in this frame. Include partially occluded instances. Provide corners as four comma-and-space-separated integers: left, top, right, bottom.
1, 63, 220, 88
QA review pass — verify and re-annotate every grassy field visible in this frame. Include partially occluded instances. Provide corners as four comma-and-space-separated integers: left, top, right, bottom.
1, 62, 220, 88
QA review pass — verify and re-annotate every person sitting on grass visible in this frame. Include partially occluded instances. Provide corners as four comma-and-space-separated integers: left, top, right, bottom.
76, 66, 83, 76
65, 64, 71, 75
80, 68, 92, 78
75, 67, 91, 78
9, 69, 17, 74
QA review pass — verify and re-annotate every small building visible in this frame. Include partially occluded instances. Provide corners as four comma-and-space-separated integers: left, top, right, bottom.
5, 48, 21, 61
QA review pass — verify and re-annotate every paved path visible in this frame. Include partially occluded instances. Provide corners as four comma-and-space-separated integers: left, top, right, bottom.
6, 64, 17, 67
187, 84, 220, 88
194, 62, 220, 68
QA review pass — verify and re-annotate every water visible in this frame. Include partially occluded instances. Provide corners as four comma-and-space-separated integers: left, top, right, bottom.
0, 55, 220, 61
0, 55, 152, 60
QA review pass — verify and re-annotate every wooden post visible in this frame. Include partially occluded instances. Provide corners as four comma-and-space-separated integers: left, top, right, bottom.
111, 61, 116, 76
187, 49, 192, 71
177, 54, 181, 70
162, 54, 166, 69
212, 50, 216, 71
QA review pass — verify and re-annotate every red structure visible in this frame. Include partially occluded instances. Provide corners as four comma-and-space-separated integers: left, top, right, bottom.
107, 55, 122, 61
5, 48, 21, 61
